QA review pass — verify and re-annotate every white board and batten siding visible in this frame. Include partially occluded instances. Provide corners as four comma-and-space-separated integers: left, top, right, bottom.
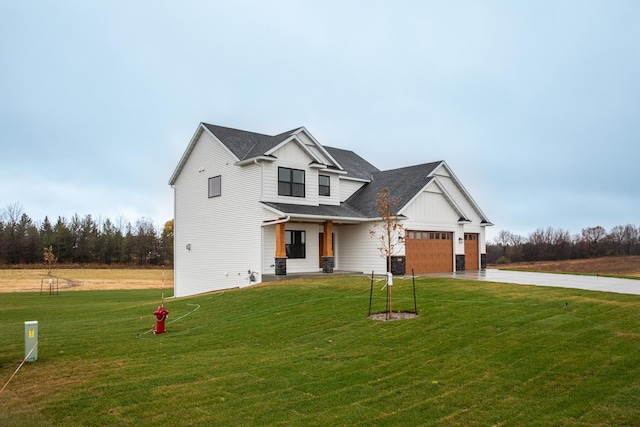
173, 130, 264, 297
401, 184, 467, 256
433, 172, 487, 252
297, 132, 333, 166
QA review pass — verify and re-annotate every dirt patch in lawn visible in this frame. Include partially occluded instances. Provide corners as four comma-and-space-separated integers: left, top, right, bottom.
368, 312, 418, 321
0, 269, 173, 293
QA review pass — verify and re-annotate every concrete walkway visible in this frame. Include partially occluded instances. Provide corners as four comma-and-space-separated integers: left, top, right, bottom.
432, 269, 640, 296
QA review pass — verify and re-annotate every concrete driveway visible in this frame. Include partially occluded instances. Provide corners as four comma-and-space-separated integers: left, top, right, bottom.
432, 269, 640, 296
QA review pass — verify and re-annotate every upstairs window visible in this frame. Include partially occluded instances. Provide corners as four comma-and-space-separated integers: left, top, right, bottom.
278, 167, 305, 198
208, 176, 221, 198
319, 175, 330, 196
286, 230, 306, 258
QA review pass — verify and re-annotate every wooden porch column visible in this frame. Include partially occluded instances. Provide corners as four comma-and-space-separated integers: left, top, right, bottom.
275, 222, 286, 258
322, 220, 334, 273
323, 220, 333, 257
275, 222, 287, 275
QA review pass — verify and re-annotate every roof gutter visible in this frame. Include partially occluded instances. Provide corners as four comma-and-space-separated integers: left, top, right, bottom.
235, 156, 275, 166
262, 216, 291, 226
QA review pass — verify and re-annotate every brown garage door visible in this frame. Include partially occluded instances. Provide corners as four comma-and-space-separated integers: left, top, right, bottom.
464, 233, 479, 270
405, 231, 453, 274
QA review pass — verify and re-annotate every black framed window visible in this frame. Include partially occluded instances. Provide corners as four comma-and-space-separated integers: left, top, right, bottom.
208, 176, 221, 198
285, 230, 306, 259
278, 167, 305, 197
319, 175, 330, 196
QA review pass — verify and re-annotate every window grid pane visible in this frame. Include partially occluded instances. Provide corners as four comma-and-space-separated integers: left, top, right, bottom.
285, 230, 306, 259
278, 167, 305, 198
319, 175, 330, 196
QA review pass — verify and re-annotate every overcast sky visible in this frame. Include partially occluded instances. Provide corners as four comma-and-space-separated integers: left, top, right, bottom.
1, 1, 639, 240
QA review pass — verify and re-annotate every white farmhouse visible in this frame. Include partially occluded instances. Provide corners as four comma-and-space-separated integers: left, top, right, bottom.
169, 123, 492, 297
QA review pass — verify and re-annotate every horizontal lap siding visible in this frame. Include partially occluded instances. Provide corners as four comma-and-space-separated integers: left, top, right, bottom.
262, 142, 319, 206
262, 224, 276, 274
340, 179, 365, 202
174, 131, 262, 297
285, 223, 321, 273
318, 171, 341, 206
262, 222, 323, 274
338, 223, 386, 275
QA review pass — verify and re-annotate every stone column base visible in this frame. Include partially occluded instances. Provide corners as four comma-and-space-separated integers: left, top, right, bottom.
456, 254, 466, 271
322, 256, 334, 273
275, 257, 287, 275
390, 256, 406, 276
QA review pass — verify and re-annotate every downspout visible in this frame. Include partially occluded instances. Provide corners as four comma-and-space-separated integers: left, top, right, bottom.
254, 159, 264, 273
254, 159, 263, 200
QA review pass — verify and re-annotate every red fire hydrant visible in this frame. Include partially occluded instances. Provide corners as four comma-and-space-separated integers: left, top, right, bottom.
153, 305, 169, 334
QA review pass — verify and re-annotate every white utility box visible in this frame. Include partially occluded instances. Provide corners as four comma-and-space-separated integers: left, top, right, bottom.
24, 321, 38, 362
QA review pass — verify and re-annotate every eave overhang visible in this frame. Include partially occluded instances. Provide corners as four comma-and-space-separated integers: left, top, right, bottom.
235, 155, 276, 166
261, 202, 370, 224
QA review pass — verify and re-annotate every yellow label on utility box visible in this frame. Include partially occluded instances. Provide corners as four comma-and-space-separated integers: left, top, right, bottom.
25, 320, 38, 362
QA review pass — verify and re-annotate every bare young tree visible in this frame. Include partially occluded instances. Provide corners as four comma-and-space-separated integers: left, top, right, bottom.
43, 245, 58, 275
369, 187, 404, 273
369, 187, 404, 318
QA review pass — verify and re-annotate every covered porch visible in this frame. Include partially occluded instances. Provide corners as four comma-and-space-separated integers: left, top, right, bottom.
261, 202, 368, 278
265, 218, 338, 276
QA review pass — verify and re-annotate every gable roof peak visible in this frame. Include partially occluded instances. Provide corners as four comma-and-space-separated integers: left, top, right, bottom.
202, 123, 304, 161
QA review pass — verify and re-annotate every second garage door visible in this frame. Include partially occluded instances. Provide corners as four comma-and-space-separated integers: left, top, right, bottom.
405, 231, 453, 274
464, 233, 479, 270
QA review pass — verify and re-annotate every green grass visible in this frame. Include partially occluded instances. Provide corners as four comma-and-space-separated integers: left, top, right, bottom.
1, 276, 639, 426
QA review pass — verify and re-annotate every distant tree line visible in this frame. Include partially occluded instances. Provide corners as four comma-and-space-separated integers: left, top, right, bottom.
0, 203, 173, 267
487, 224, 640, 264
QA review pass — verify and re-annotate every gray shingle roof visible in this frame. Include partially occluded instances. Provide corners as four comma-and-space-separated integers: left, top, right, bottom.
202, 124, 380, 180
198, 124, 480, 222
344, 162, 442, 217
262, 162, 443, 220
324, 146, 379, 181
261, 202, 367, 219
202, 123, 300, 161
